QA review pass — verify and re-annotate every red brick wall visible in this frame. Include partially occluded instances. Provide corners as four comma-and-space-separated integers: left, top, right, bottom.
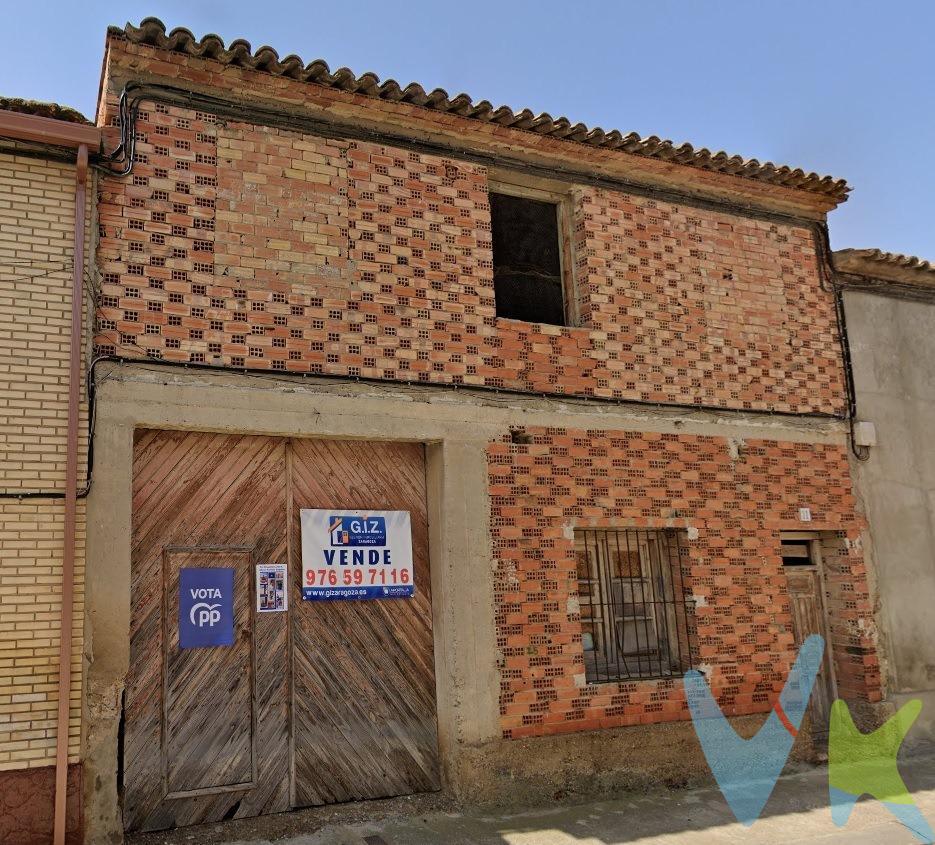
488, 429, 880, 739
0, 763, 82, 845
90, 43, 878, 742
95, 96, 846, 414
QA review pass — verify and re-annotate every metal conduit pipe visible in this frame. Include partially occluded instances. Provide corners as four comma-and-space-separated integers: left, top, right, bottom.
53, 141, 88, 845
0, 107, 100, 845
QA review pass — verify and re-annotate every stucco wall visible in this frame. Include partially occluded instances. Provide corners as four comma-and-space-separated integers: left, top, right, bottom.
844, 288, 935, 743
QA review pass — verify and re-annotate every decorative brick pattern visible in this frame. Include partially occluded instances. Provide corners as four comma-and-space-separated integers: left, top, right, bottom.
346, 142, 491, 383
488, 429, 880, 739
212, 124, 350, 370
94, 97, 846, 414
95, 102, 219, 363
88, 39, 879, 752
0, 148, 89, 769
571, 188, 843, 410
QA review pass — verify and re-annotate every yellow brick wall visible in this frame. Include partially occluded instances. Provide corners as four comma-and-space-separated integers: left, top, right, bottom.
0, 145, 91, 769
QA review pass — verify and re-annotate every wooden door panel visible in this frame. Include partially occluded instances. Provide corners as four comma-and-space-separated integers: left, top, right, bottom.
289, 439, 440, 807
164, 548, 253, 796
125, 431, 290, 833
785, 565, 833, 740
126, 432, 440, 832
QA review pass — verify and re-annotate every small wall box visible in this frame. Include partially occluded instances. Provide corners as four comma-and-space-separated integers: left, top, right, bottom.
853, 421, 877, 448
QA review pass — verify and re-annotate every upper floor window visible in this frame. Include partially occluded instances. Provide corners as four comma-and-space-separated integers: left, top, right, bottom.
489, 181, 573, 326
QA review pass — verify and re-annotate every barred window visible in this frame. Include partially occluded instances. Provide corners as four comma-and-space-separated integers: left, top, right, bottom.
576, 528, 695, 682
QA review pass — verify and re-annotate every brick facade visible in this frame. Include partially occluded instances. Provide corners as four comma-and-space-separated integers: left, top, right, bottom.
85, 34, 885, 754
489, 429, 879, 739
0, 147, 89, 770
95, 38, 847, 416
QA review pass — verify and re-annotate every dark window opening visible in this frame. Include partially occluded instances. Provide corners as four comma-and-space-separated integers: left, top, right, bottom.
781, 536, 817, 566
576, 528, 696, 683
490, 191, 567, 326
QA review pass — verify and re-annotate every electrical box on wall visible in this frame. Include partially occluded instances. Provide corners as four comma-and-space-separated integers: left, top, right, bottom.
853, 421, 877, 448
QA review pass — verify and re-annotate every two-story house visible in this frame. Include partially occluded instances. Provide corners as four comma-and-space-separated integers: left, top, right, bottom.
0, 18, 890, 844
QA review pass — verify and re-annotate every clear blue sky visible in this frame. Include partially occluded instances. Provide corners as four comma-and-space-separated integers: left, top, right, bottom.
5, 1, 933, 257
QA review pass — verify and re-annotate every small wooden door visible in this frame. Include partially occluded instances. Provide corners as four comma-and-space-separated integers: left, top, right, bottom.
783, 537, 836, 746
163, 547, 254, 798
125, 432, 290, 832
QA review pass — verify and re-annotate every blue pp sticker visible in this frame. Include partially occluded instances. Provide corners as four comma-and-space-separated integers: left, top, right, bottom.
178, 567, 235, 649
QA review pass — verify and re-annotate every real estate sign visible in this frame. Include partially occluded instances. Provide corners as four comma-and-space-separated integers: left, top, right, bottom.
300, 509, 414, 601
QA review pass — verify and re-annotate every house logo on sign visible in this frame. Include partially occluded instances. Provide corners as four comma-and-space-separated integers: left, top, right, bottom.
329, 515, 387, 547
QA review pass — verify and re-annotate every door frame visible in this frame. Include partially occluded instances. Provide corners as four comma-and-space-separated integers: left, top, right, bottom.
160, 544, 258, 802
82, 366, 503, 845
781, 531, 839, 727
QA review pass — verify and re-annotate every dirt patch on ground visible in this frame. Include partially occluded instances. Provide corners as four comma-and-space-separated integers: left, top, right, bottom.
126, 792, 457, 845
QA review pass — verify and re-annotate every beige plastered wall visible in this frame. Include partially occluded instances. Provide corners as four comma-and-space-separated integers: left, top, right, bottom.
843, 287, 935, 747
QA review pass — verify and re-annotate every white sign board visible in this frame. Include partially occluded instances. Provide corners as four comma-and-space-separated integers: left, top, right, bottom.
300, 509, 414, 601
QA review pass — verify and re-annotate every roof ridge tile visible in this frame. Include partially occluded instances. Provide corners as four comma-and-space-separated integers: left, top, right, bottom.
114, 17, 850, 202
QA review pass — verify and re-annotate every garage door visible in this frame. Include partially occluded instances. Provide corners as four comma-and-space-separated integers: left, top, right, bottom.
123, 431, 439, 832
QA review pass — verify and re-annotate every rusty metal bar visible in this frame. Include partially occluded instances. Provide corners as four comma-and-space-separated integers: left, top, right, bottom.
0, 108, 101, 150
578, 528, 696, 683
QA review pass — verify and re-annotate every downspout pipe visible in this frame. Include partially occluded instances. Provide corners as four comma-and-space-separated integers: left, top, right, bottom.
0, 108, 101, 845
53, 142, 88, 845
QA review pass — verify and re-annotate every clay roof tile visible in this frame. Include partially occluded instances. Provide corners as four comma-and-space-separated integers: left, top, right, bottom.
113, 17, 850, 202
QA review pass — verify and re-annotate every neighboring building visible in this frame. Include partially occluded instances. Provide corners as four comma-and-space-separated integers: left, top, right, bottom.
0, 100, 100, 843
0, 18, 897, 845
833, 248, 935, 748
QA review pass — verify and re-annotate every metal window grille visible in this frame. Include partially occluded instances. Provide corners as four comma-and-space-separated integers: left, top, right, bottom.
575, 528, 696, 682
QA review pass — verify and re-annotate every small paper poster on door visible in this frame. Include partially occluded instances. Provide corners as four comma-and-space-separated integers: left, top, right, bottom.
256, 563, 287, 613
300, 509, 414, 601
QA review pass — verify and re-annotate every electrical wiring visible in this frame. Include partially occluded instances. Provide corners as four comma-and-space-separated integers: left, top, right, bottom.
812, 222, 871, 463
6, 80, 858, 502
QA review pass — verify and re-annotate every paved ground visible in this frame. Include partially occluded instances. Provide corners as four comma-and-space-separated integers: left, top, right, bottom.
130, 753, 935, 845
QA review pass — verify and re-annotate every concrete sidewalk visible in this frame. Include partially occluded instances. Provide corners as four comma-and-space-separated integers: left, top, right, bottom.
132, 754, 935, 845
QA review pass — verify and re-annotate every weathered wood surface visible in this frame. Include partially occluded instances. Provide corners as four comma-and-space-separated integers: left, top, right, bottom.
786, 565, 834, 742
290, 438, 440, 806
125, 432, 439, 832
125, 431, 290, 832
163, 548, 254, 798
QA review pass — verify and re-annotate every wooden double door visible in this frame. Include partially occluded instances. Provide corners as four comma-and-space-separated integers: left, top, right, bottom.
124, 431, 440, 832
